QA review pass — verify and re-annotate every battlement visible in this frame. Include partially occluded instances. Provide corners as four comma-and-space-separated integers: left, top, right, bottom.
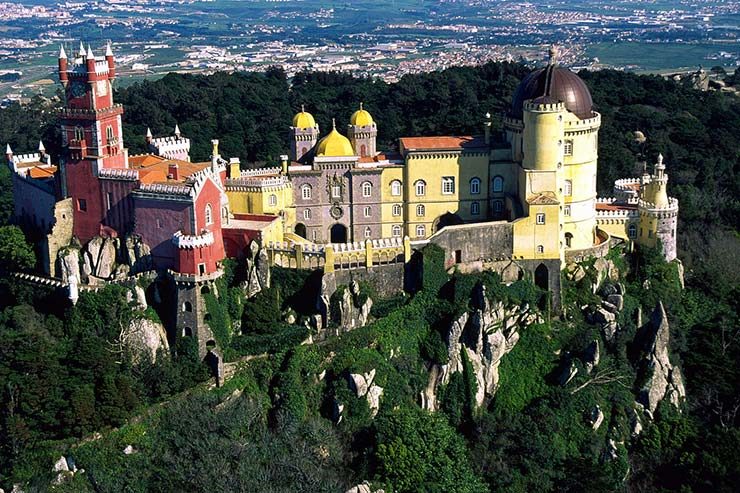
226, 175, 290, 191
11, 152, 50, 167
524, 100, 565, 113
172, 230, 215, 249
638, 197, 679, 213
241, 166, 282, 177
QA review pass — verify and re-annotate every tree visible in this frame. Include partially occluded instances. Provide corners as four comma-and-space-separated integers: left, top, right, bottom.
0, 226, 35, 271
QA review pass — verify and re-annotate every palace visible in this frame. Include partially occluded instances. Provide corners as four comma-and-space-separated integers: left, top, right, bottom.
6, 44, 678, 356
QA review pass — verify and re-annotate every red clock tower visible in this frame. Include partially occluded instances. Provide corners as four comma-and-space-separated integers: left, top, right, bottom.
58, 42, 128, 242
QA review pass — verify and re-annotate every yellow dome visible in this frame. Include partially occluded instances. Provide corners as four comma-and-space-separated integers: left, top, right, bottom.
316, 120, 355, 157
292, 105, 316, 129
350, 102, 374, 127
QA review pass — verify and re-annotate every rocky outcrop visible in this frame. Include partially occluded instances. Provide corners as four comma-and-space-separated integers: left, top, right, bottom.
123, 317, 169, 365
58, 247, 81, 284
339, 281, 373, 332
583, 340, 600, 374
82, 236, 119, 280
122, 234, 153, 274
345, 482, 385, 493
430, 285, 541, 409
588, 405, 604, 430
635, 301, 686, 414
348, 369, 383, 417
242, 240, 270, 298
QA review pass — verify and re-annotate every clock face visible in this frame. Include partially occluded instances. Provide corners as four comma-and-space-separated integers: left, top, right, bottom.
70, 80, 86, 99
96, 80, 108, 96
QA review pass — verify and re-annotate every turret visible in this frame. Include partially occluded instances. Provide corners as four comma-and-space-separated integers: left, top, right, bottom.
211, 139, 220, 172
290, 105, 319, 162
174, 124, 181, 139
58, 45, 68, 84
652, 153, 669, 207
77, 41, 86, 60
5, 143, 12, 163
146, 127, 153, 144
105, 42, 115, 79
347, 102, 377, 157
85, 45, 98, 81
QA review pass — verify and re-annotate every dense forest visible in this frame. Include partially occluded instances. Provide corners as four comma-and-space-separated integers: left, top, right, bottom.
0, 63, 738, 492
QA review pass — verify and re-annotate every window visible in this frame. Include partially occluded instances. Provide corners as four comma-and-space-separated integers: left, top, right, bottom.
74, 126, 84, 141
268, 194, 277, 206
470, 177, 481, 195
106, 192, 113, 211
471, 201, 480, 215
392, 225, 402, 237
156, 219, 162, 228
536, 213, 545, 225
364, 227, 372, 238
565, 232, 573, 248
564, 139, 573, 156
415, 180, 426, 196
416, 224, 426, 238
648, 230, 653, 238
493, 200, 503, 213
537, 245, 544, 254
198, 263, 206, 275
391, 180, 402, 196
222, 207, 228, 219
361, 181, 372, 197
332, 184, 341, 198
564, 180, 572, 197
312, 230, 317, 241
392, 204, 402, 217
416, 204, 425, 217
492, 176, 504, 193
301, 184, 312, 200
364, 206, 371, 218
205, 204, 213, 225
183, 302, 192, 312
106, 125, 114, 143
78, 198, 87, 212
442, 176, 455, 195
303, 209, 311, 220
564, 205, 571, 217
628, 224, 637, 239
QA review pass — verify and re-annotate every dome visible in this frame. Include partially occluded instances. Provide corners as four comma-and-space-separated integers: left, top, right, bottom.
292, 105, 316, 129
350, 102, 374, 127
510, 57, 593, 120
316, 120, 355, 157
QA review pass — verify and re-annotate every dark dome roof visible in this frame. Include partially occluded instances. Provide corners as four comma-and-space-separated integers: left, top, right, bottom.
510, 65, 594, 120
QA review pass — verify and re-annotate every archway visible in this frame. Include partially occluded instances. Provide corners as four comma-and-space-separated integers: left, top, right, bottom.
330, 223, 347, 243
434, 212, 464, 233
294, 222, 307, 239
534, 263, 549, 291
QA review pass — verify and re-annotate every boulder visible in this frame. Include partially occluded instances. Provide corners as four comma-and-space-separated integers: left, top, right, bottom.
123, 445, 135, 455
345, 484, 372, 493
339, 281, 373, 332
558, 361, 578, 387
134, 285, 147, 309
58, 247, 81, 283
583, 340, 600, 374
123, 234, 153, 274
593, 307, 616, 324
601, 300, 619, 314
421, 364, 443, 412
602, 321, 618, 342
53, 456, 69, 473
123, 317, 169, 365
83, 236, 118, 279
588, 405, 604, 430
242, 241, 270, 298
606, 294, 624, 312
635, 302, 686, 414
331, 398, 344, 424
366, 385, 384, 417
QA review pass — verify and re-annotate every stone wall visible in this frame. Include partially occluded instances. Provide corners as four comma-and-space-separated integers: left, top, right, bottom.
427, 221, 514, 268
332, 262, 406, 298
47, 198, 74, 277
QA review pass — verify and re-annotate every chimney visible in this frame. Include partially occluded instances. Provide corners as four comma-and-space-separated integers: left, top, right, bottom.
168, 163, 179, 181
229, 158, 240, 179
280, 154, 289, 175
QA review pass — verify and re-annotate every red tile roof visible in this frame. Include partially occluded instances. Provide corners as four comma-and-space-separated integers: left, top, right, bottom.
400, 135, 486, 151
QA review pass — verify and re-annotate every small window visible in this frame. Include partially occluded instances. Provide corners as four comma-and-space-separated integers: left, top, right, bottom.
268, 194, 277, 206
312, 230, 317, 241
392, 225, 402, 237
416, 204, 425, 217
537, 245, 544, 254
391, 180, 402, 196
415, 180, 426, 196
493, 200, 503, 213
564, 180, 572, 197
74, 126, 84, 141
442, 176, 455, 195
332, 184, 341, 198
392, 204, 402, 217
363, 206, 371, 218
78, 198, 87, 212
470, 201, 480, 215
470, 177, 481, 195
536, 213, 545, 225
183, 301, 192, 312
648, 230, 653, 238
564, 139, 573, 156
106, 125, 114, 143
361, 181, 372, 198
156, 218, 162, 228
492, 176, 504, 193
106, 192, 113, 211
628, 224, 637, 239
303, 209, 311, 220
416, 224, 426, 238
198, 263, 206, 275
565, 232, 573, 248
364, 227, 372, 238
563, 205, 571, 217
301, 184, 312, 200
205, 204, 213, 225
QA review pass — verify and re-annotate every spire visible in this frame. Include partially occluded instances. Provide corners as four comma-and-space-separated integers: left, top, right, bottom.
38, 140, 45, 152
548, 45, 559, 65
105, 41, 113, 57
5, 143, 12, 156
301, 104, 305, 113
86, 45, 95, 60
332, 118, 336, 130
78, 41, 85, 58
657, 153, 664, 166
174, 124, 181, 138
59, 44, 67, 59
359, 102, 363, 111
146, 127, 153, 139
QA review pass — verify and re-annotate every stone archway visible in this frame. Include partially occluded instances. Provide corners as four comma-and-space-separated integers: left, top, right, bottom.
433, 212, 464, 233
535, 263, 549, 291
294, 223, 307, 239
330, 223, 348, 243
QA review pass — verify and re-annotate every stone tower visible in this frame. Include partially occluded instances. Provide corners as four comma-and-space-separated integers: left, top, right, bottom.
290, 105, 319, 162
638, 154, 679, 261
347, 102, 377, 158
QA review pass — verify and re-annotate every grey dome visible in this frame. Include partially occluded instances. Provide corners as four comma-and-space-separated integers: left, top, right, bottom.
510, 65, 594, 120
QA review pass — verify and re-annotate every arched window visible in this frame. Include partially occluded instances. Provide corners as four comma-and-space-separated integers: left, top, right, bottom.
363, 206, 371, 217
392, 225, 402, 237
416, 204, 425, 217
303, 209, 311, 220
493, 200, 503, 213
628, 224, 637, 239
74, 126, 84, 141
364, 227, 372, 238
205, 204, 213, 225
441, 176, 455, 195
414, 180, 426, 196
361, 181, 372, 197
301, 184, 312, 200
183, 301, 192, 312
470, 177, 481, 195
416, 224, 426, 238
392, 204, 402, 217
536, 245, 544, 254
470, 201, 480, 215
563, 205, 571, 216
564, 179, 572, 197
106, 125, 114, 143
565, 232, 573, 248
492, 176, 504, 193
391, 180, 402, 196
268, 194, 277, 206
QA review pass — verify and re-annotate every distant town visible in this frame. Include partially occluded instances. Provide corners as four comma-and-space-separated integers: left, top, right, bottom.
1, 0, 739, 104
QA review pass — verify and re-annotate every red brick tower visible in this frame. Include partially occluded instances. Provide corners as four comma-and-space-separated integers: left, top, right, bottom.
58, 42, 128, 242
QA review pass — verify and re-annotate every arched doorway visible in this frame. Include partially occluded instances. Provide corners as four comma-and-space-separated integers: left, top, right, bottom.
534, 263, 549, 291
295, 223, 307, 239
434, 212, 464, 233
330, 223, 348, 243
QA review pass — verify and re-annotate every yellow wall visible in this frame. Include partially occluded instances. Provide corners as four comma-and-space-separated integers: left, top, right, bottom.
380, 166, 404, 238
512, 203, 561, 259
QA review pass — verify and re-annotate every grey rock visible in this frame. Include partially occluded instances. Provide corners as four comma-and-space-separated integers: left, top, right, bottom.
589, 405, 604, 430
124, 317, 169, 365
421, 364, 443, 412
366, 384, 383, 417
558, 361, 578, 386
58, 247, 81, 283
594, 307, 616, 324
602, 321, 618, 342
583, 340, 600, 374
339, 282, 373, 332
123, 234, 153, 274
123, 445, 135, 455
606, 294, 624, 311
53, 456, 69, 473
602, 300, 619, 314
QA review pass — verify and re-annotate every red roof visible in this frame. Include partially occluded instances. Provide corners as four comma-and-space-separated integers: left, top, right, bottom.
129, 154, 210, 185
400, 135, 486, 151
596, 202, 637, 211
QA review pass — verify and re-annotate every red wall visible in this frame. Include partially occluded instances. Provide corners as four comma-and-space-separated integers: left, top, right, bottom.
134, 197, 192, 271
